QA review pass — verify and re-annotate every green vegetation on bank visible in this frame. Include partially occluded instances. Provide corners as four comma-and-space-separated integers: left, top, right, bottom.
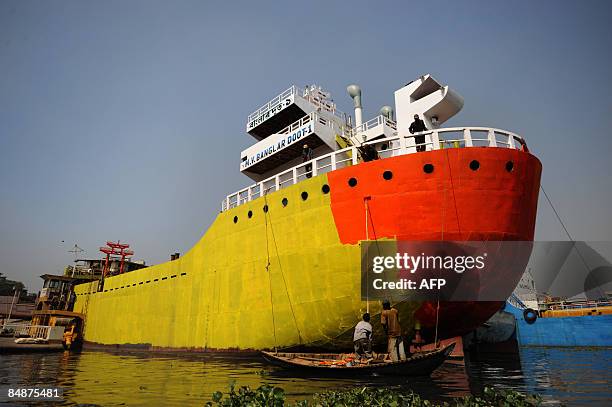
206, 383, 542, 407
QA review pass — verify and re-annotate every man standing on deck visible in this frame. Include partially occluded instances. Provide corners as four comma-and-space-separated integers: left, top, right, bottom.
381, 299, 406, 361
302, 144, 313, 178
353, 312, 373, 361
409, 114, 427, 152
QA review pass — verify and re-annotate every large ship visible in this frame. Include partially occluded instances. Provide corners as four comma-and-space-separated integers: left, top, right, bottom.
73, 75, 542, 351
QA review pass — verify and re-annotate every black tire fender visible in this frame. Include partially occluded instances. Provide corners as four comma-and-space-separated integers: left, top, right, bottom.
523, 308, 538, 324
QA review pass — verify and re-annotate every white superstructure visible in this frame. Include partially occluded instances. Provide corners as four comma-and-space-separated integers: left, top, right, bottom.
225, 74, 526, 211
241, 74, 464, 182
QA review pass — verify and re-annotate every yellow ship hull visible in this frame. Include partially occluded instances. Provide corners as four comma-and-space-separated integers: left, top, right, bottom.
73, 147, 541, 351
74, 174, 368, 350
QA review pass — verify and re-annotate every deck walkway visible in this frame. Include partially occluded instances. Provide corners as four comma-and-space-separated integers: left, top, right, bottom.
0, 337, 64, 354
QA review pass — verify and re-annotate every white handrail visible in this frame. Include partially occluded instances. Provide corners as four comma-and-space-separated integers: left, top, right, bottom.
247, 85, 302, 123
247, 85, 347, 129
353, 115, 397, 134
222, 127, 527, 211
2, 324, 52, 339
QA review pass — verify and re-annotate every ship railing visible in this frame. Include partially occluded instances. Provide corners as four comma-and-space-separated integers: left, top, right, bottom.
305, 95, 346, 121
247, 85, 304, 124
222, 127, 527, 211
545, 299, 612, 311
247, 85, 346, 127
352, 115, 397, 135
273, 110, 337, 136
1, 324, 52, 340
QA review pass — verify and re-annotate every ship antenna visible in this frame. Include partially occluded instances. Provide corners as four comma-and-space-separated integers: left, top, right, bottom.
347, 84, 363, 129
380, 106, 394, 121
68, 244, 85, 261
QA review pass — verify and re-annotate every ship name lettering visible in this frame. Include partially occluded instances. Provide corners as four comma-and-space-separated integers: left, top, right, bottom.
244, 123, 314, 169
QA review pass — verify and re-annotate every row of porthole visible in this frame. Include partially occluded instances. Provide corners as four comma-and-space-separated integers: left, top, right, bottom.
346, 160, 515, 187
233, 184, 331, 223
76, 272, 188, 295
232, 160, 516, 223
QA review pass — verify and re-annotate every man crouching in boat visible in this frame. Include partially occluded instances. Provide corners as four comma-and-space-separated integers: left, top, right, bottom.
353, 313, 373, 362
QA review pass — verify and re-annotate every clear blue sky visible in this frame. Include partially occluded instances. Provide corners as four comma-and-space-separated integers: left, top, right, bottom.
1, 0, 611, 291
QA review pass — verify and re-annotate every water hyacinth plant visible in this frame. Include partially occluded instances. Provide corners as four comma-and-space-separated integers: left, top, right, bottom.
205, 383, 542, 406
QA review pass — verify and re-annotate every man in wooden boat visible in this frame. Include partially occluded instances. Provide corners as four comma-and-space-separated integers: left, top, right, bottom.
353, 312, 373, 362
381, 300, 407, 361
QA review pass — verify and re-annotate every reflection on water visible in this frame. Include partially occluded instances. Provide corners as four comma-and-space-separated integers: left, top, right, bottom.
0, 346, 611, 406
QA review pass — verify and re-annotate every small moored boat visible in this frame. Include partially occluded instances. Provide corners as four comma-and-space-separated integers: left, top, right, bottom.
261, 342, 455, 376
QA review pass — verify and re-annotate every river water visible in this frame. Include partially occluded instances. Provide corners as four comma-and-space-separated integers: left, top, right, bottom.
1, 346, 611, 406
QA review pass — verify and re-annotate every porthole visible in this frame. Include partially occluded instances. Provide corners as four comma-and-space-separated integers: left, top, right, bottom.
383, 170, 393, 180
247, 210, 253, 218
506, 161, 514, 172
263, 204, 269, 213
282, 198, 288, 207
423, 164, 434, 174
469, 160, 480, 171
233, 216, 238, 223
301, 191, 309, 201
321, 184, 330, 194
348, 177, 358, 187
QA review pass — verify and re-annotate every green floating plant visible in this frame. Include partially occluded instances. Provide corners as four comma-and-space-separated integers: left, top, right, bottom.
205, 384, 542, 407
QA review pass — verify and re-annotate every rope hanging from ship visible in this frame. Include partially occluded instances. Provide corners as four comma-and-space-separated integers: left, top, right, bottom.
433, 150, 450, 346
262, 188, 303, 350
540, 185, 593, 277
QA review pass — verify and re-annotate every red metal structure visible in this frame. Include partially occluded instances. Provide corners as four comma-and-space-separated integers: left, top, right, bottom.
99, 241, 134, 276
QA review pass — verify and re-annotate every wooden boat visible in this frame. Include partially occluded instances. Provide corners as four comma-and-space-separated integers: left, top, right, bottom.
261, 342, 455, 376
